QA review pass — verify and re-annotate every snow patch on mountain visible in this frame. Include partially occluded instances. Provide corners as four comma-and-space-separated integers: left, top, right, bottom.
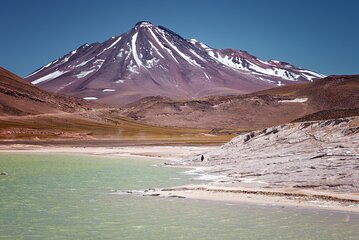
189, 49, 206, 62
203, 71, 210, 80
159, 31, 201, 67
148, 38, 164, 58
75, 59, 104, 78
128, 61, 139, 74
298, 69, 326, 81
75, 69, 96, 78
208, 51, 245, 70
279, 98, 308, 103
153, 29, 179, 63
61, 50, 77, 64
72, 58, 95, 68
26, 59, 59, 78
32, 70, 67, 84
83, 97, 98, 100
98, 36, 122, 56
131, 32, 143, 68
248, 63, 299, 81
277, 81, 284, 86
102, 89, 116, 92
149, 29, 164, 51
207, 50, 324, 81
145, 58, 159, 68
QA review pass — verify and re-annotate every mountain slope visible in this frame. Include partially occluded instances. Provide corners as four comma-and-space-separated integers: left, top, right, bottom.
0, 67, 231, 142
0, 66, 99, 116
119, 75, 359, 130
25, 21, 325, 105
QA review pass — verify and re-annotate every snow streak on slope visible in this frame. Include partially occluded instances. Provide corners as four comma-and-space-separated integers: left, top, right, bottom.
98, 37, 122, 56
32, 70, 67, 84
158, 29, 202, 68
131, 32, 143, 68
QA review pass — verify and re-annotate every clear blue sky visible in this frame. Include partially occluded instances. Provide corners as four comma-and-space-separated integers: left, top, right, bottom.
1, 0, 358, 76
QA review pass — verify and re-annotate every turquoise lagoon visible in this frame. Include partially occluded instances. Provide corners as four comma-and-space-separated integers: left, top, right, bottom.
0, 153, 358, 239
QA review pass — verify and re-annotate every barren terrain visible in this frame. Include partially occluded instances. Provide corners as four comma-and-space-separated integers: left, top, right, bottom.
120, 75, 359, 131
166, 117, 359, 196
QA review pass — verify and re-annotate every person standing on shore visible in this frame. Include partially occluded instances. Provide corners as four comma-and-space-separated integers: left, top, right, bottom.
201, 155, 204, 162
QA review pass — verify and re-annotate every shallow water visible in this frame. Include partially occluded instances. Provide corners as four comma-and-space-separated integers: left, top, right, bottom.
0, 153, 358, 239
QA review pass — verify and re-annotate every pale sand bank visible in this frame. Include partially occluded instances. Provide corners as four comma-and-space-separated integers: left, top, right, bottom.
0, 144, 217, 161
154, 185, 359, 213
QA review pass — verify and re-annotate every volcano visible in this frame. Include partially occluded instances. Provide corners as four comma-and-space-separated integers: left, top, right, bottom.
25, 21, 325, 105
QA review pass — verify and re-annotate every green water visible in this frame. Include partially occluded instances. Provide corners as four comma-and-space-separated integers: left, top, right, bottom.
0, 153, 358, 239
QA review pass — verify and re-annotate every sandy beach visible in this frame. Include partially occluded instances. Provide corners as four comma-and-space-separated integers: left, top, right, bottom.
0, 143, 217, 160
1, 143, 358, 213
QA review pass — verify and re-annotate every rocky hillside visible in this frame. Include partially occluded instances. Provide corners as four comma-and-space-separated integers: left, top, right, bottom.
0, 67, 228, 142
178, 117, 359, 193
120, 75, 359, 130
0, 66, 100, 116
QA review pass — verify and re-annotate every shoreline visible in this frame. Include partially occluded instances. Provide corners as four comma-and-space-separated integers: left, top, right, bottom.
0, 144, 218, 161
153, 184, 359, 213
1, 144, 358, 213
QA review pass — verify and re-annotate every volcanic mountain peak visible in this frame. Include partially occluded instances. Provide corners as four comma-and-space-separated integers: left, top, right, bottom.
135, 21, 153, 27
25, 22, 326, 105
